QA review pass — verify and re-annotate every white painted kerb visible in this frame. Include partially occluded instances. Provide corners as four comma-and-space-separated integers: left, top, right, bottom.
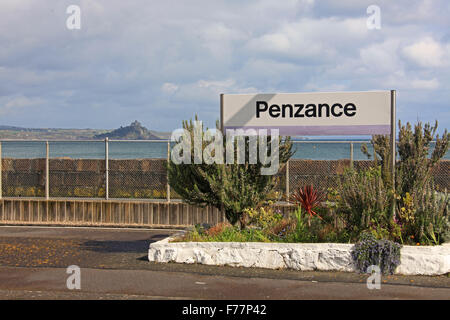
148, 238, 450, 276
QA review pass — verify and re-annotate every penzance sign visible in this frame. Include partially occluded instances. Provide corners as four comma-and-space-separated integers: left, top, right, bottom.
220, 91, 394, 136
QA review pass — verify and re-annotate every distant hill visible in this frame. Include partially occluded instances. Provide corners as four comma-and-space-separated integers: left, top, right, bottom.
93, 121, 162, 140
0, 122, 170, 140
0, 125, 25, 130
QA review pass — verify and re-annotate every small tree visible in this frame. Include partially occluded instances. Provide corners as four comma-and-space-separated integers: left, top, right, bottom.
167, 117, 293, 228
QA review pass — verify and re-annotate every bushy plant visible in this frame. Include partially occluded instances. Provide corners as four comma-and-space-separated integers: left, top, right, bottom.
205, 222, 231, 237
283, 206, 313, 242
175, 224, 207, 242
361, 120, 449, 192
167, 117, 293, 228
408, 188, 449, 245
208, 226, 270, 242
316, 224, 342, 243
178, 206, 352, 244
337, 166, 392, 238
243, 203, 283, 230
366, 216, 402, 243
394, 122, 449, 244
176, 223, 271, 242
396, 121, 449, 196
360, 120, 450, 245
266, 218, 296, 239
351, 232, 401, 275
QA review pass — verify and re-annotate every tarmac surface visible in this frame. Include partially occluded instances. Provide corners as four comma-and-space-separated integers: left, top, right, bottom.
0, 226, 449, 300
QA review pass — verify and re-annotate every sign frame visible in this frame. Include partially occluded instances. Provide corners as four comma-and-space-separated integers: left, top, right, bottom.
220, 90, 397, 216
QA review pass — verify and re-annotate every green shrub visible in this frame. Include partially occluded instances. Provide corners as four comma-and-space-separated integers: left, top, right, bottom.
243, 203, 283, 230
287, 206, 318, 242
210, 226, 270, 242
408, 188, 449, 245
176, 205, 352, 244
265, 218, 296, 240
167, 117, 293, 228
176, 223, 271, 242
337, 166, 392, 237
359, 120, 450, 245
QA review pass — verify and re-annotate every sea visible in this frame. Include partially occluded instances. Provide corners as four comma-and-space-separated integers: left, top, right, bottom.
0, 140, 448, 161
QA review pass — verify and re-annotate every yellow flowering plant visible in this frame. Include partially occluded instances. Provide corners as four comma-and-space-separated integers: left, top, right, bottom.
243, 203, 283, 230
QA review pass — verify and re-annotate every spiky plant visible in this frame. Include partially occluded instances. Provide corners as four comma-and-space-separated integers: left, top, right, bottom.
359, 120, 449, 244
289, 185, 324, 226
361, 120, 449, 195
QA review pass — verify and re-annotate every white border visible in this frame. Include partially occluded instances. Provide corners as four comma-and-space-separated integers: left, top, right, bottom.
149, 238, 450, 276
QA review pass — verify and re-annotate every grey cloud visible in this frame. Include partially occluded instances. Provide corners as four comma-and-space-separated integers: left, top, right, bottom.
0, 0, 448, 132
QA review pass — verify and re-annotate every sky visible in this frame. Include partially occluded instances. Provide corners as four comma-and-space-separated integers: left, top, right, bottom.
0, 0, 449, 134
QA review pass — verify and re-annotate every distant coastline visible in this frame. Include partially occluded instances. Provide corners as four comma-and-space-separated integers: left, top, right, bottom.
0, 122, 371, 142
0, 121, 171, 140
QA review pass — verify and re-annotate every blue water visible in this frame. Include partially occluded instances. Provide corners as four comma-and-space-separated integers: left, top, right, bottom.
0, 140, 448, 160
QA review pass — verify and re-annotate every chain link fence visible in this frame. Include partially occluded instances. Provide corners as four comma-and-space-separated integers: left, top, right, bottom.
108, 141, 169, 199
0, 140, 448, 200
288, 141, 449, 196
49, 141, 106, 198
0, 141, 46, 197
287, 141, 373, 196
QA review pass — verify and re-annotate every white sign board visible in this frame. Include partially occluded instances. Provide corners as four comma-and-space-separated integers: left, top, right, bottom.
221, 91, 392, 135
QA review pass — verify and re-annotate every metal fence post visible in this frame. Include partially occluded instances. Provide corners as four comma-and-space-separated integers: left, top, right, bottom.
0, 141, 2, 199
350, 142, 354, 168
105, 138, 109, 200
167, 140, 171, 203
391, 90, 397, 219
285, 159, 289, 201
45, 141, 49, 199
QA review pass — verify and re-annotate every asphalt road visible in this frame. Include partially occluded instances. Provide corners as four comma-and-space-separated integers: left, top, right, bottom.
0, 226, 449, 300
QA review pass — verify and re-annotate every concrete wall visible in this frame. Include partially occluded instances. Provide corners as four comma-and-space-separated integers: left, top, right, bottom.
149, 237, 450, 275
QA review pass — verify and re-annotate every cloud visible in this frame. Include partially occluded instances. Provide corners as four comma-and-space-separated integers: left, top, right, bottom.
247, 17, 368, 63
410, 78, 440, 90
359, 40, 403, 74
403, 37, 449, 67
171, 79, 258, 105
0, 0, 448, 133
161, 82, 179, 95
0, 95, 44, 115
